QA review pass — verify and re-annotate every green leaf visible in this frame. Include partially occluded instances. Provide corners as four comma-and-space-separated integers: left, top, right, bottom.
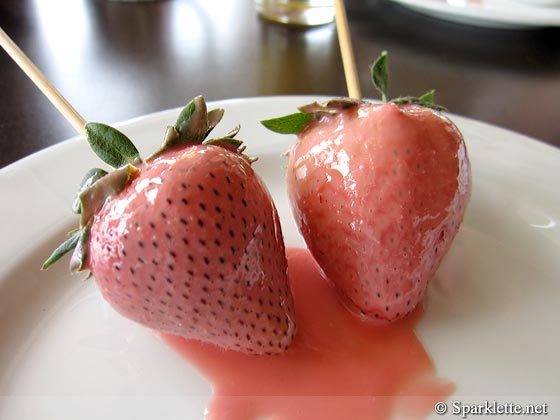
204, 137, 243, 150
72, 168, 108, 213
325, 98, 363, 109
174, 99, 196, 132
163, 124, 181, 145
85, 123, 141, 168
298, 99, 362, 114
42, 229, 81, 270
70, 223, 91, 273
79, 164, 139, 227
146, 125, 180, 161
391, 94, 447, 111
418, 90, 435, 103
148, 98, 232, 161
370, 51, 389, 102
261, 112, 314, 135
222, 124, 241, 139
205, 108, 225, 138
175, 99, 196, 127
298, 102, 335, 114
174, 96, 208, 143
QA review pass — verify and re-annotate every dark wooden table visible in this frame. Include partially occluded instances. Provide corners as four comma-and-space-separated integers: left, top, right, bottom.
1, 0, 559, 169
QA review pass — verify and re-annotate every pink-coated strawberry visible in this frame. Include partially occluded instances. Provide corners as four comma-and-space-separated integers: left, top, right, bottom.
44, 96, 295, 354
262, 53, 471, 322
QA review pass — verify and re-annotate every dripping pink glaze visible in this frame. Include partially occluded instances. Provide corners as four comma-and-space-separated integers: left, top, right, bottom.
162, 248, 454, 420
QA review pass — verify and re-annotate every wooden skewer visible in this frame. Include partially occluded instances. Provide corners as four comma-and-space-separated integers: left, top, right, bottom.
0, 27, 87, 136
0, 15, 361, 131
334, 0, 362, 100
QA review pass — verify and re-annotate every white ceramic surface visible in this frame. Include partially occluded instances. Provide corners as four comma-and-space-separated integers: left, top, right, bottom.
389, 0, 560, 28
1, 96, 559, 420
513, 0, 560, 7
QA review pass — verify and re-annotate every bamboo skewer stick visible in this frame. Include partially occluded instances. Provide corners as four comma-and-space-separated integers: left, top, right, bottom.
334, 0, 362, 100
0, 12, 361, 132
0, 27, 87, 136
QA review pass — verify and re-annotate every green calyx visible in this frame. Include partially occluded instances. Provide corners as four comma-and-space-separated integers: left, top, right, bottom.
148, 95, 229, 160
371, 51, 389, 103
260, 98, 364, 135
370, 51, 446, 111
261, 51, 446, 135
78, 164, 139, 227
261, 112, 314, 135
72, 168, 109, 214
42, 229, 81, 271
43, 95, 248, 271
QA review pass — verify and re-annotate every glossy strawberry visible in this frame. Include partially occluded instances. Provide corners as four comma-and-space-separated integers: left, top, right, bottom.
44, 96, 295, 354
262, 53, 471, 322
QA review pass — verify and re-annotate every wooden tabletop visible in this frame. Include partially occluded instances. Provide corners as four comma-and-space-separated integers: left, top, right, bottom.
1, 0, 559, 169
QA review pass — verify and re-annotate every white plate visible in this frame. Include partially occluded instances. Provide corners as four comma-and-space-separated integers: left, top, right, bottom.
1, 96, 559, 420
389, 0, 560, 28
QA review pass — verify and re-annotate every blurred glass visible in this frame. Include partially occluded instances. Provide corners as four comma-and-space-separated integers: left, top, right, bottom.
255, 0, 335, 26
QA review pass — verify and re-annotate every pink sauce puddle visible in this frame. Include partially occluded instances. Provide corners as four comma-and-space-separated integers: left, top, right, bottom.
162, 248, 454, 420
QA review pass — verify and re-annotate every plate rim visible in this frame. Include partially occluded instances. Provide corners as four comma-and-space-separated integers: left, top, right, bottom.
1, 94, 559, 178
388, 0, 560, 28
1, 95, 560, 413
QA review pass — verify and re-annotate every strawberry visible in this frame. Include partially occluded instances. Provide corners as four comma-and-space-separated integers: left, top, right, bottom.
262, 52, 471, 322
44, 96, 296, 355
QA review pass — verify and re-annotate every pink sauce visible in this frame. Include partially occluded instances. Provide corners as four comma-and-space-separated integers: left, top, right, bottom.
162, 248, 453, 420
